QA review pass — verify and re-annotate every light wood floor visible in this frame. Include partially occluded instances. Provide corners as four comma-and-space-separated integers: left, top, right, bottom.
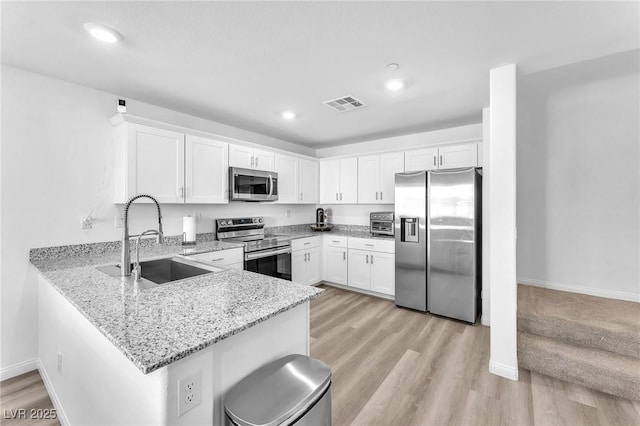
2, 285, 639, 426
310, 284, 640, 426
0, 370, 59, 426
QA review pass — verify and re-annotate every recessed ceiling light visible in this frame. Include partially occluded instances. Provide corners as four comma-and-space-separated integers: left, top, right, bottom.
387, 63, 400, 71
385, 79, 405, 91
84, 23, 120, 43
281, 111, 296, 120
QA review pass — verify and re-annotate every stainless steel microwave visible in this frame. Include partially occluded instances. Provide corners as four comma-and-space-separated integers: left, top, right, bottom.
229, 167, 278, 201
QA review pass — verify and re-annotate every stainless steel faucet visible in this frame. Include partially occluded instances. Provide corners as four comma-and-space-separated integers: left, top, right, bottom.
131, 229, 161, 282
121, 194, 163, 277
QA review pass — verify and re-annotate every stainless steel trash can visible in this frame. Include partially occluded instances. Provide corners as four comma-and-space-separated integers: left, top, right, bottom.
224, 354, 332, 426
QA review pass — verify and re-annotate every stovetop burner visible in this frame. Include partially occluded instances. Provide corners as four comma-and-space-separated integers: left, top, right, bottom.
216, 217, 291, 253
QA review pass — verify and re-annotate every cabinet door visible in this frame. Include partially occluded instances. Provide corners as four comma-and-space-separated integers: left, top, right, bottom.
438, 143, 478, 169
319, 160, 341, 204
127, 124, 184, 203
253, 148, 275, 171
339, 157, 358, 204
404, 148, 438, 172
306, 247, 321, 285
274, 154, 298, 204
324, 246, 347, 285
298, 159, 319, 204
370, 251, 395, 295
228, 144, 254, 169
357, 155, 380, 204
185, 135, 228, 204
348, 249, 371, 290
379, 152, 404, 204
291, 251, 307, 285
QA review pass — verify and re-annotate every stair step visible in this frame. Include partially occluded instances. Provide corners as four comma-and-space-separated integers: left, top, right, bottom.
517, 285, 640, 359
518, 332, 640, 401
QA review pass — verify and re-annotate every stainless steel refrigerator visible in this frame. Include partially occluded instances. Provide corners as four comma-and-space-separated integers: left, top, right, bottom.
395, 168, 481, 323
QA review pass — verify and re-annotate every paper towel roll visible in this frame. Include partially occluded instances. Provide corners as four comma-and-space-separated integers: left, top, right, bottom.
183, 216, 196, 244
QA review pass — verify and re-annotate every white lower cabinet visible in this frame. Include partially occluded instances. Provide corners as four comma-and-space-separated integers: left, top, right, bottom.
347, 249, 372, 290
292, 237, 321, 286
179, 247, 244, 271
347, 238, 395, 296
322, 236, 348, 285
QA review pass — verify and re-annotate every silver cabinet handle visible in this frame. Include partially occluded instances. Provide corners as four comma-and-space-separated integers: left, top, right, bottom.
380, 191, 383, 200
343, 252, 346, 260
308, 252, 311, 261
366, 254, 369, 264
433, 156, 436, 166
376, 191, 378, 200
336, 192, 339, 201
211, 258, 224, 262
255, 156, 259, 167
440, 155, 443, 166
300, 192, 303, 201
304, 242, 311, 245
340, 192, 342, 201
371, 255, 374, 264
179, 186, 184, 199
365, 243, 374, 247
251, 155, 254, 168
332, 240, 340, 243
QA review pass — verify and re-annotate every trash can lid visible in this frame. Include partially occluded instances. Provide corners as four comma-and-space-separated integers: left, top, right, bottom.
224, 354, 332, 426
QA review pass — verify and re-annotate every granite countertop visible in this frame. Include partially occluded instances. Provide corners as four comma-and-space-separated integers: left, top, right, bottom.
282, 230, 395, 241
31, 241, 323, 374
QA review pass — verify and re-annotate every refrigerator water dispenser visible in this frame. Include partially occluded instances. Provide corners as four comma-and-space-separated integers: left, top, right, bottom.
401, 217, 419, 243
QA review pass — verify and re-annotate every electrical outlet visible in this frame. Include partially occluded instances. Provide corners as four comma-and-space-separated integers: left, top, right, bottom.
81, 216, 93, 230
178, 370, 202, 417
114, 215, 124, 229
57, 352, 63, 374
193, 213, 202, 223
286, 209, 291, 218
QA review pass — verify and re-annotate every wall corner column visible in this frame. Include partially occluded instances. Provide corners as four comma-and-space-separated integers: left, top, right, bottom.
488, 64, 518, 381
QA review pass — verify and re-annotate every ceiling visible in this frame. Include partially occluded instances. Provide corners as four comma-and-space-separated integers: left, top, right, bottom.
2, 1, 638, 148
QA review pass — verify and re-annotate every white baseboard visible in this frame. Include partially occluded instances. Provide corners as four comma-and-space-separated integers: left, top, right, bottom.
489, 360, 519, 381
38, 360, 69, 426
0, 358, 38, 381
481, 315, 490, 327
319, 281, 395, 301
518, 277, 640, 303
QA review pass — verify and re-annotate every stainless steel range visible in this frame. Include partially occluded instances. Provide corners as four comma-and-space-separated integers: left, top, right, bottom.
216, 217, 292, 280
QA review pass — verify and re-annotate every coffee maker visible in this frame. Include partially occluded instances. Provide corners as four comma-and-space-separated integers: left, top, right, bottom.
316, 208, 326, 227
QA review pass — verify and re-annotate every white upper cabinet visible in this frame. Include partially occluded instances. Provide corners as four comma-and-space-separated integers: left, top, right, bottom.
185, 135, 229, 204
404, 147, 439, 172
319, 158, 357, 204
438, 143, 478, 169
274, 154, 298, 204
113, 121, 228, 204
274, 155, 318, 204
358, 152, 404, 204
357, 155, 380, 204
477, 142, 484, 167
298, 159, 319, 204
117, 123, 185, 204
229, 144, 275, 171
404, 143, 478, 172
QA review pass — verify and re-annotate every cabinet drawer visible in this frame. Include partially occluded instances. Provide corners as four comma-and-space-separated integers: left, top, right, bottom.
324, 235, 348, 248
348, 237, 395, 253
184, 248, 244, 266
292, 236, 320, 251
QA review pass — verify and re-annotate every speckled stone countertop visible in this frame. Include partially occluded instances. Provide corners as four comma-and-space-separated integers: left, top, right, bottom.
31, 240, 323, 374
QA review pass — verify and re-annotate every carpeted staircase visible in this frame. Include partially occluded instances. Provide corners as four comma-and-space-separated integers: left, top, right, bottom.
517, 284, 640, 401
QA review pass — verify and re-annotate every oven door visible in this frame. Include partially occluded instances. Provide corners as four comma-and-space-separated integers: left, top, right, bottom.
229, 167, 278, 201
244, 247, 291, 280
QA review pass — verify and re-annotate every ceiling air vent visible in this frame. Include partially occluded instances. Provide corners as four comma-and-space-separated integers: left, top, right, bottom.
323, 95, 367, 112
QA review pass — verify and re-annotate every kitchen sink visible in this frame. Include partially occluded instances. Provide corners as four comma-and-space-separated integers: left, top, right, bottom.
97, 256, 223, 287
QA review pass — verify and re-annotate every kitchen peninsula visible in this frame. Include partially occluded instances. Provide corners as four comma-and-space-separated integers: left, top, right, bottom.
31, 239, 322, 425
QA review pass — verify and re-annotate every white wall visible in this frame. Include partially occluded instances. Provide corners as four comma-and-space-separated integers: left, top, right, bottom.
517, 50, 640, 302
0, 66, 315, 375
488, 64, 518, 381
316, 124, 481, 158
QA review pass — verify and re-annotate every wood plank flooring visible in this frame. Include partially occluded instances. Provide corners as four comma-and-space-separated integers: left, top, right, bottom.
2, 284, 638, 425
0, 370, 59, 426
310, 284, 640, 426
